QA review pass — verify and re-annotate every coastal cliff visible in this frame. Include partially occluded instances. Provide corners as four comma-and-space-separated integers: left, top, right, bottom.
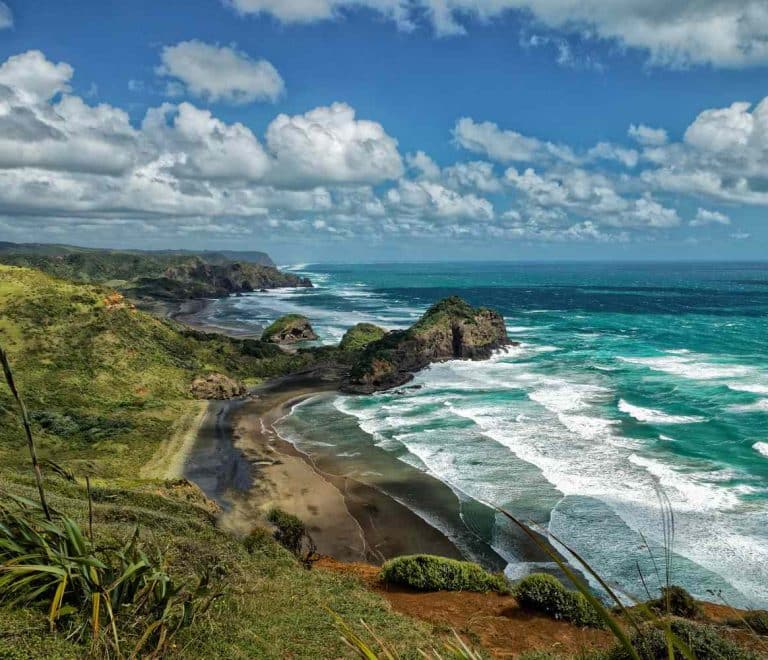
343, 296, 511, 393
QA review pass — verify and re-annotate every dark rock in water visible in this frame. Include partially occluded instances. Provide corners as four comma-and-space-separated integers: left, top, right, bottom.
342, 296, 513, 394
259, 288, 268, 293
190, 373, 247, 400
261, 314, 318, 344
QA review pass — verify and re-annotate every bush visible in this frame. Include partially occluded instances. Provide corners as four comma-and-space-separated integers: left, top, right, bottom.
380, 555, 509, 593
650, 585, 702, 619
266, 508, 316, 561
514, 573, 602, 628
730, 610, 768, 636
605, 620, 757, 660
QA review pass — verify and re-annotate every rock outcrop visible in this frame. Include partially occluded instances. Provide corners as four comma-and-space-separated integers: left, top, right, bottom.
190, 373, 247, 400
339, 323, 387, 351
261, 314, 318, 344
342, 296, 511, 394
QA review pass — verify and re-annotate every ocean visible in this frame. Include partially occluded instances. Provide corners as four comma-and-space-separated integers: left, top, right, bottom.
201, 262, 768, 608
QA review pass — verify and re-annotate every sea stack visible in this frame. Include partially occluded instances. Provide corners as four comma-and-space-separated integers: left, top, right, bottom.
261, 314, 318, 344
342, 296, 511, 394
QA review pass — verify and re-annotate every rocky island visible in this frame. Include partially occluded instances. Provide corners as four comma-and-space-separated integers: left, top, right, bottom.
261, 314, 318, 344
343, 296, 513, 393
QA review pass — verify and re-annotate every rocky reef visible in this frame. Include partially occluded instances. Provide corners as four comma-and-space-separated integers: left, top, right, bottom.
343, 296, 511, 393
262, 314, 318, 344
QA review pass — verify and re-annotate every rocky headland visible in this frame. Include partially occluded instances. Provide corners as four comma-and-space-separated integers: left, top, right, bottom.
343, 296, 513, 393
261, 314, 318, 344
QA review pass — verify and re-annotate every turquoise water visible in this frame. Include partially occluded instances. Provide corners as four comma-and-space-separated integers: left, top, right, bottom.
207, 262, 768, 607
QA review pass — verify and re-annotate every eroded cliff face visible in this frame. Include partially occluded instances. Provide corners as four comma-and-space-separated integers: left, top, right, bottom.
343, 296, 512, 394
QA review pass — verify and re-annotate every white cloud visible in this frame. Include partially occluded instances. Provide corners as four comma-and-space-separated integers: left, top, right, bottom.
386, 179, 494, 221
640, 97, 768, 205
265, 102, 403, 186
587, 142, 639, 168
142, 102, 271, 181
691, 208, 731, 226
406, 150, 441, 180
0, 50, 73, 103
628, 123, 668, 146
0, 2, 12, 29
223, 0, 768, 68
157, 40, 284, 104
453, 117, 573, 163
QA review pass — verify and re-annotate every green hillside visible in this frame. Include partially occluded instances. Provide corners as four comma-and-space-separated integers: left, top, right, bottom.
0, 265, 436, 657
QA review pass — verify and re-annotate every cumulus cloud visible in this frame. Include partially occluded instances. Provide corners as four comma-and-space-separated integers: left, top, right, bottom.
504, 166, 680, 228
587, 142, 639, 168
691, 208, 731, 226
157, 40, 284, 104
0, 50, 73, 103
223, 0, 768, 68
0, 48, 755, 248
265, 102, 403, 186
0, 2, 12, 29
641, 97, 768, 204
452, 117, 573, 163
386, 179, 494, 221
628, 123, 668, 146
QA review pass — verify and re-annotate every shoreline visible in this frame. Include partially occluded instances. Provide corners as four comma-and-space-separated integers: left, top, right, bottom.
141, 296, 263, 338
182, 372, 470, 563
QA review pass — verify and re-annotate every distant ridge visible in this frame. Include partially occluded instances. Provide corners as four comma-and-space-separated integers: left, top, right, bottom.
0, 241, 276, 267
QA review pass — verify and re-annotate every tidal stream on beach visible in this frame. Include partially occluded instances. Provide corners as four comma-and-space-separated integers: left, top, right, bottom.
197, 262, 768, 608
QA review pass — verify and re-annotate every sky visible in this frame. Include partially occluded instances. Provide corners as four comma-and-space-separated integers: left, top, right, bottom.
0, 1, 766, 262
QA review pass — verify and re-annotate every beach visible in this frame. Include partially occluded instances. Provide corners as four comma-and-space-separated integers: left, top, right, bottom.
183, 371, 471, 564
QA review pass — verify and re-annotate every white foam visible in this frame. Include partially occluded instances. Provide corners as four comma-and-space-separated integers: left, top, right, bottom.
619, 354, 753, 380
619, 399, 706, 424
754, 442, 768, 458
659, 434, 675, 442
728, 399, 768, 413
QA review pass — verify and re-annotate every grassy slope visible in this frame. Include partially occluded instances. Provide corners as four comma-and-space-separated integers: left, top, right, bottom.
0, 265, 435, 658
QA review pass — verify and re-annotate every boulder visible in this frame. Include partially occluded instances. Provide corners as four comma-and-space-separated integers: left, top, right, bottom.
261, 314, 318, 344
190, 373, 247, 400
343, 296, 512, 394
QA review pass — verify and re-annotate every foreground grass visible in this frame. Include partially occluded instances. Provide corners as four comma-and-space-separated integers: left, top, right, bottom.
0, 471, 437, 658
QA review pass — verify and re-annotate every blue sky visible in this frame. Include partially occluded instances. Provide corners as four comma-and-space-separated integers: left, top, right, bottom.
0, 0, 766, 262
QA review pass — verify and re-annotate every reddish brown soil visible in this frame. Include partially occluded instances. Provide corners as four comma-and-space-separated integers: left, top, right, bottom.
316, 558, 768, 658
316, 557, 613, 658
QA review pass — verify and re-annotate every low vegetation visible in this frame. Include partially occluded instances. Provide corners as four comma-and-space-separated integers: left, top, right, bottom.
339, 322, 387, 351
604, 620, 757, 660
514, 573, 603, 628
648, 585, 702, 619
266, 508, 317, 562
380, 554, 509, 594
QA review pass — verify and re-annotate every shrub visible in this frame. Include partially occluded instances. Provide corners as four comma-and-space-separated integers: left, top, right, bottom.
266, 508, 316, 561
729, 610, 768, 636
514, 573, 602, 628
380, 555, 509, 593
605, 620, 757, 660
650, 585, 702, 619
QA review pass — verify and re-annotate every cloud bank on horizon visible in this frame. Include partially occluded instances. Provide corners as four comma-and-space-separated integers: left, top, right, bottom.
0, 0, 765, 257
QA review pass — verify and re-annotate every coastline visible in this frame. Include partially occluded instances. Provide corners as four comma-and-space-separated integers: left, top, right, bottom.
141, 296, 263, 338
182, 371, 470, 563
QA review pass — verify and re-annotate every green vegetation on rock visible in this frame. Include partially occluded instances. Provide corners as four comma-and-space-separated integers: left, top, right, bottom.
344, 295, 510, 393
339, 322, 387, 351
380, 554, 509, 593
514, 573, 603, 628
261, 314, 318, 343
649, 585, 702, 619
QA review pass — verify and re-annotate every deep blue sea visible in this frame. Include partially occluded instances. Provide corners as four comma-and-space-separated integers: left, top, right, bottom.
204, 262, 768, 607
